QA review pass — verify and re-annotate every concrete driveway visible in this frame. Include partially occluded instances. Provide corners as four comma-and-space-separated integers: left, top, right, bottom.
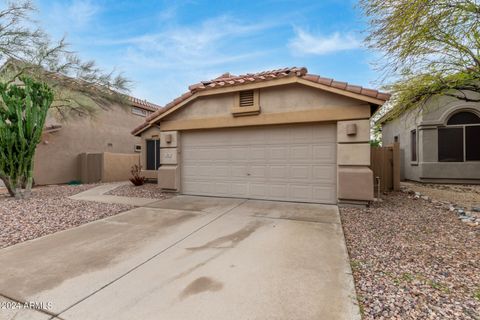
0, 196, 360, 320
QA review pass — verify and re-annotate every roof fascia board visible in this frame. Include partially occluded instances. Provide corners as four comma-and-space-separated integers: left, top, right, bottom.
143, 76, 386, 132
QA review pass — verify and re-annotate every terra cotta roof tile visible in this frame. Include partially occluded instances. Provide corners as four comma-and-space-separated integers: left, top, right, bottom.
132, 67, 390, 135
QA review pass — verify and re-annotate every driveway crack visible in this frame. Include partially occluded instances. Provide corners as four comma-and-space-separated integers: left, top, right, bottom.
51, 198, 248, 319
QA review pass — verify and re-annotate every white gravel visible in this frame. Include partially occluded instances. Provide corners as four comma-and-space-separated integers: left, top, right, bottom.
0, 184, 132, 249
341, 192, 480, 319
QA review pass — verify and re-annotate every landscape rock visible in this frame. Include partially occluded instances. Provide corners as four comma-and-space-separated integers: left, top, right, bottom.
341, 192, 480, 320
0, 184, 132, 249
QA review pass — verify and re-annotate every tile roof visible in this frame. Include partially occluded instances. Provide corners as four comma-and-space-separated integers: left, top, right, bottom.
132, 67, 390, 135
128, 96, 162, 112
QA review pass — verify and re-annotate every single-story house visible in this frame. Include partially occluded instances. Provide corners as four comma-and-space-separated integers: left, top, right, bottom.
380, 91, 480, 184
132, 67, 390, 205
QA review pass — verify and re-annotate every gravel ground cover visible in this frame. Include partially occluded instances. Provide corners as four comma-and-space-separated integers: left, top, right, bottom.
403, 181, 480, 209
0, 184, 132, 249
105, 182, 173, 199
341, 192, 480, 319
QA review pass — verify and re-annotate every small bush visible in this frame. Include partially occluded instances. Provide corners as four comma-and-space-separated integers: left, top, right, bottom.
129, 164, 146, 186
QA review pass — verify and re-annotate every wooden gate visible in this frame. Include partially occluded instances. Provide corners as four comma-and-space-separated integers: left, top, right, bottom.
371, 143, 400, 193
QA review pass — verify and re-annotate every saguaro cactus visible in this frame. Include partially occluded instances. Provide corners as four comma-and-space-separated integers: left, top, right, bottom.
0, 76, 53, 198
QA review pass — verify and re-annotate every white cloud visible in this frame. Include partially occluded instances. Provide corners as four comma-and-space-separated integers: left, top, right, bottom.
92, 15, 278, 104
49, 0, 101, 30
110, 15, 274, 71
288, 28, 362, 55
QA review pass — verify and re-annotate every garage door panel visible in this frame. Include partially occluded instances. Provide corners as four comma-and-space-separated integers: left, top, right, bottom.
250, 165, 267, 178
312, 145, 336, 163
212, 182, 233, 195
269, 166, 288, 179
250, 147, 267, 161
249, 184, 268, 197
289, 166, 311, 180
230, 165, 247, 177
290, 146, 312, 161
312, 165, 336, 183
230, 183, 248, 197
181, 124, 337, 204
269, 147, 288, 161
269, 184, 289, 198
183, 181, 212, 194
313, 186, 337, 203
213, 166, 229, 177
231, 147, 248, 160
289, 185, 313, 201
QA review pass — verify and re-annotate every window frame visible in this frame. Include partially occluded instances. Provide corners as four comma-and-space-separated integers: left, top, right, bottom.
410, 129, 417, 163
438, 111, 480, 162
145, 139, 161, 170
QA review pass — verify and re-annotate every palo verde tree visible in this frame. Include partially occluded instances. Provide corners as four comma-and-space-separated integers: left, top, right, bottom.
0, 1, 131, 197
0, 76, 53, 198
360, 0, 480, 120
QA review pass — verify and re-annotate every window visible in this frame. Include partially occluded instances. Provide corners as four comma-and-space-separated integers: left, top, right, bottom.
132, 107, 148, 117
466, 126, 480, 161
438, 127, 463, 162
438, 111, 480, 162
447, 111, 480, 125
394, 136, 399, 143
146, 139, 160, 170
134, 144, 141, 152
410, 130, 417, 162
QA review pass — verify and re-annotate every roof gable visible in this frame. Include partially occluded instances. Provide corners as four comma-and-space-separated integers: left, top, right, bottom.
132, 67, 390, 136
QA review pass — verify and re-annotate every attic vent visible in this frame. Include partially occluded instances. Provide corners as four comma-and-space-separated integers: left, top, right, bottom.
239, 90, 254, 107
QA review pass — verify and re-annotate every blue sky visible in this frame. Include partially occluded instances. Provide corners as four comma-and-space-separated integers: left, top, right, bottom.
35, 0, 378, 105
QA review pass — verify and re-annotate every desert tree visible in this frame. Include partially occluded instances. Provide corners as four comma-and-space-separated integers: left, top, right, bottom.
360, 0, 480, 120
0, 0, 131, 197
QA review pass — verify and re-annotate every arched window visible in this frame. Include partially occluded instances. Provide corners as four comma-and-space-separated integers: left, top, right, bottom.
438, 111, 480, 162
447, 111, 480, 125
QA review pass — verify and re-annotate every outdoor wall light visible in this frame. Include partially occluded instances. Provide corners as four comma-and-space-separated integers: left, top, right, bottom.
346, 123, 357, 136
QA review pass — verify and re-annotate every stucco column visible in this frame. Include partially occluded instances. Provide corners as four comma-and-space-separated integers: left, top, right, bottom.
157, 131, 181, 191
336, 119, 374, 205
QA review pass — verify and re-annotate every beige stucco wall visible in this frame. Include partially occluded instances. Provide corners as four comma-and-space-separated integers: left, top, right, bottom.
102, 152, 140, 182
34, 104, 144, 185
164, 83, 371, 125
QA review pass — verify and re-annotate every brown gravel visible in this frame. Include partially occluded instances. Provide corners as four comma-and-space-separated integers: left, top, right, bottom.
403, 181, 480, 209
0, 184, 132, 249
341, 192, 480, 319
105, 182, 173, 199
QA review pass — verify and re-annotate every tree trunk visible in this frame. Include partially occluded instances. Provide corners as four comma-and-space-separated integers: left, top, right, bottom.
0, 175, 15, 197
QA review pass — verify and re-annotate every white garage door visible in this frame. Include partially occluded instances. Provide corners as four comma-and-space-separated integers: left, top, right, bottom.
181, 124, 337, 204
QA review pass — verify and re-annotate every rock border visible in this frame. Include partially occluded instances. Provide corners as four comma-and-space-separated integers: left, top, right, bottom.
400, 186, 479, 227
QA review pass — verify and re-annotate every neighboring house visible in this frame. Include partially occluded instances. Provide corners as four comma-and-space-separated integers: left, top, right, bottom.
132, 67, 390, 205
34, 96, 161, 185
380, 93, 480, 184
